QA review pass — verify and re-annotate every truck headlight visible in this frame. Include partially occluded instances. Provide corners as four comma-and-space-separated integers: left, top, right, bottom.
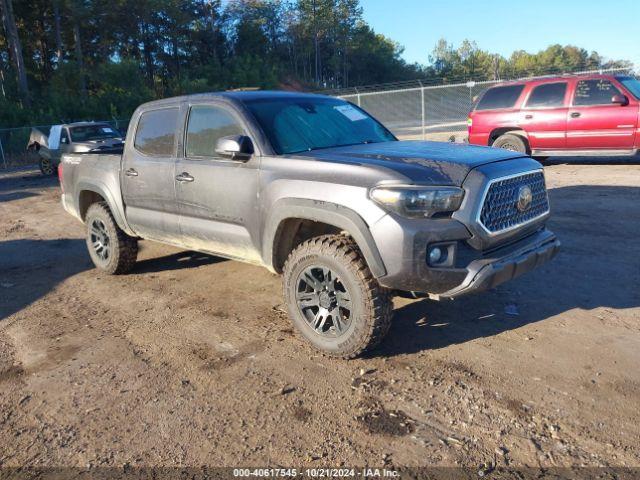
370, 185, 464, 219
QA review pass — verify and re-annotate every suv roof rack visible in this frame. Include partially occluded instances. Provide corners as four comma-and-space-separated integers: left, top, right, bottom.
499, 71, 620, 84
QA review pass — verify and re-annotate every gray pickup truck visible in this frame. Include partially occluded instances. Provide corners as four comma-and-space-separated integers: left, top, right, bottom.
60, 91, 560, 358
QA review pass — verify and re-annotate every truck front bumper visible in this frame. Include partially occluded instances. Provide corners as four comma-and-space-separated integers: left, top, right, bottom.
439, 230, 560, 299
371, 212, 559, 298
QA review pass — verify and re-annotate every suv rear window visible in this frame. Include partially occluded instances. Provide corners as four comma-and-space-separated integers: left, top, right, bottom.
526, 82, 567, 108
475, 85, 524, 111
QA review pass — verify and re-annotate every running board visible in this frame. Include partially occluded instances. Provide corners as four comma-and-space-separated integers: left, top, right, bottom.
531, 148, 638, 157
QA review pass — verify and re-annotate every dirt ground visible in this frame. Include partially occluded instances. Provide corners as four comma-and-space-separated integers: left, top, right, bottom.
0, 160, 639, 472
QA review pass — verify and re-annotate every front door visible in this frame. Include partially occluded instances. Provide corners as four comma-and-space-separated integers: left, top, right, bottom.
519, 82, 568, 150
121, 107, 182, 241
566, 78, 638, 149
174, 103, 262, 264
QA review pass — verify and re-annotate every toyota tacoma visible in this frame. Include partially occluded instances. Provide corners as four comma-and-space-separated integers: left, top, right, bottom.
59, 91, 560, 358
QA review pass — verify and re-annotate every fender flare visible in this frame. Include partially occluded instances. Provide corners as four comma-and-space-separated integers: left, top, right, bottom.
263, 198, 386, 278
76, 180, 136, 236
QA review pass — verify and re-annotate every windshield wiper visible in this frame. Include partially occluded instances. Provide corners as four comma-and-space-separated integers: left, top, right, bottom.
287, 140, 383, 155
313, 140, 381, 151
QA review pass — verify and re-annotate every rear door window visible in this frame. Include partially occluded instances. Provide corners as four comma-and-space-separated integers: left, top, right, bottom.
525, 82, 567, 108
573, 79, 622, 106
475, 85, 524, 111
134, 108, 179, 156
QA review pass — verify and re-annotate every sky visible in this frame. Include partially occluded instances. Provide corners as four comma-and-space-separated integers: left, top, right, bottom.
360, 0, 640, 69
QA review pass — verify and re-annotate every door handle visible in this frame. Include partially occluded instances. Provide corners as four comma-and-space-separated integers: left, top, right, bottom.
524, 114, 533, 119
175, 172, 194, 183
125, 168, 138, 177
570, 112, 581, 118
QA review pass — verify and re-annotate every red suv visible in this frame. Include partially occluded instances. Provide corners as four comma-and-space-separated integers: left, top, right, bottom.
468, 74, 640, 158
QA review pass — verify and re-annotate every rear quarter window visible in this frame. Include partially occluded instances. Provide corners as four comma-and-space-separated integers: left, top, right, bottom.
134, 108, 179, 156
475, 85, 525, 111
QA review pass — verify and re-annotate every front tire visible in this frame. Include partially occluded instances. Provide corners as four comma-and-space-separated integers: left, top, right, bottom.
492, 134, 528, 154
39, 157, 57, 176
85, 202, 138, 274
283, 235, 392, 359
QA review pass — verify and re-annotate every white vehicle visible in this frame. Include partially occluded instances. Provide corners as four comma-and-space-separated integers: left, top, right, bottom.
27, 122, 124, 175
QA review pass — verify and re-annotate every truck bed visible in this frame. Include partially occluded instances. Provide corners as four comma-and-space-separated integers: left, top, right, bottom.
60, 153, 124, 224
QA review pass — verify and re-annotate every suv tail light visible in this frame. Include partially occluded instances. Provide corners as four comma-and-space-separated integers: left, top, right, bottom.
58, 162, 64, 193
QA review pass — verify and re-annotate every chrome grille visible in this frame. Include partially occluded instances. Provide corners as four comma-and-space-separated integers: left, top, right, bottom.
479, 171, 549, 233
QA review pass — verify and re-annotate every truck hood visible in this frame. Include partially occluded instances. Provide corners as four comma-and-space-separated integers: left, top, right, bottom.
294, 141, 527, 186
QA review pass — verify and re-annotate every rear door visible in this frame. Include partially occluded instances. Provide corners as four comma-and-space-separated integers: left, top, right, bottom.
121, 107, 182, 241
566, 78, 637, 149
469, 84, 524, 146
174, 102, 262, 263
519, 82, 569, 150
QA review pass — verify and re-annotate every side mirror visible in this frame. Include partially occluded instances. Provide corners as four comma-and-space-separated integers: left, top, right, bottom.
60, 137, 69, 144
611, 94, 629, 106
215, 135, 253, 161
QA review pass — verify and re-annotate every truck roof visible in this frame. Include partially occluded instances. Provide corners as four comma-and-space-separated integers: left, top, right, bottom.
137, 90, 336, 110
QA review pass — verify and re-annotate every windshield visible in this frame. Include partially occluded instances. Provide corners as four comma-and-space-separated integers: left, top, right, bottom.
69, 125, 121, 142
616, 76, 640, 100
242, 96, 396, 155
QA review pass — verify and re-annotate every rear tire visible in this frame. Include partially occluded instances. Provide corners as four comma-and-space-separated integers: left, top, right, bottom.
39, 157, 57, 176
492, 134, 528, 154
283, 235, 392, 359
85, 202, 138, 274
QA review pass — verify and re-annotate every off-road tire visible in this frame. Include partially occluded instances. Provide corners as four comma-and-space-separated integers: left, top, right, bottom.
492, 134, 528, 154
39, 157, 57, 176
85, 202, 138, 274
283, 234, 392, 359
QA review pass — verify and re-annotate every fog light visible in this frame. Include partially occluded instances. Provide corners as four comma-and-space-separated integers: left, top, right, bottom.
429, 247, 442, 264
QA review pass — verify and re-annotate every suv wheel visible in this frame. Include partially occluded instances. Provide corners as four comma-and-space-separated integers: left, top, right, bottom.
85, 202, 138, 274
493, 134, 528, 154
283, 235, 392, 359
39, 157, 57, 176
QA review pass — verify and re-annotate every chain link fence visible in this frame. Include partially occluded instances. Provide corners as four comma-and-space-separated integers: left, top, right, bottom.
335, 67, 633, 142
0, 67, 636, 169
0, 119, 130, 169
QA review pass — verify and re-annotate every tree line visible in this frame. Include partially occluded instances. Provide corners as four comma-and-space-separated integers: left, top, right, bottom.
0, 0, 633, 128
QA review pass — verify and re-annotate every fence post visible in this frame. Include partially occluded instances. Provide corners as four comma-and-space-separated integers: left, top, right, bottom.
355, 87, 361, 107
0, 136, 6, 170
419, 80, 425, 140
